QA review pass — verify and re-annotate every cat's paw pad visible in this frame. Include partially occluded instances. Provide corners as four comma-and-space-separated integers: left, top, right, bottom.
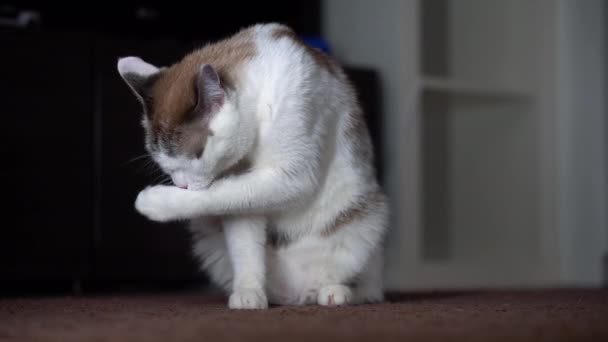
318, 285, 353, 306
228, 288, 268, 310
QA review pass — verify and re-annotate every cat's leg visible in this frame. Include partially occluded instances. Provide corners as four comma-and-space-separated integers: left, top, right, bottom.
314, 193, 388, 306
134, 165, 318, 222
316, 248, 384, 306
316, 244, 385, 307
223, 215, 268, 309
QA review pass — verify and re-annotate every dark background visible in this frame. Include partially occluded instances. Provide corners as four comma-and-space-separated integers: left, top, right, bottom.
0, 2, 383, 295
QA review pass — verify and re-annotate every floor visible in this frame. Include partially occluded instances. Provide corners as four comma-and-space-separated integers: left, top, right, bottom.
1, 289, 607, 341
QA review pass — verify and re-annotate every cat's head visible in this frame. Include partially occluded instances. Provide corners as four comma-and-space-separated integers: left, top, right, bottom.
117, 56, 255, 190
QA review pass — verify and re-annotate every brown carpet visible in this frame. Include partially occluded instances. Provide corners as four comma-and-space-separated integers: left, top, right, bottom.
1, 289, 607, 342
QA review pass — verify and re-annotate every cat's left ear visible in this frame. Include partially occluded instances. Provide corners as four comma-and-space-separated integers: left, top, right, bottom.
194, 64, 224, 115
117, 56, 161, 107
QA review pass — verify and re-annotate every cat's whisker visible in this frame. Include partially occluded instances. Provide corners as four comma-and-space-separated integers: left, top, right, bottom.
120, 153, 152, 167
140, 162, 162, 176
160, 177, 173, 186
151, 172, 169, 184
141, 163, 159, 175
126, 156, 160, 176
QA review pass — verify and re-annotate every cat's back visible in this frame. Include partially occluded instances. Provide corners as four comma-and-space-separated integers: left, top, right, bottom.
171, 23, 337, 96
251, 23, 342, 82
173, 26, 258, 91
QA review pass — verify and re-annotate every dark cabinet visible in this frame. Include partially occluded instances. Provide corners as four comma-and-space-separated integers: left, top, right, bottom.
0, 31, 93, 281
0, 30, 199, 291
93, 37, 197, 283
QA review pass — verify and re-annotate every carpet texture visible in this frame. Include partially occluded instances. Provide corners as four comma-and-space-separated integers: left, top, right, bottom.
1, 289, 607, 341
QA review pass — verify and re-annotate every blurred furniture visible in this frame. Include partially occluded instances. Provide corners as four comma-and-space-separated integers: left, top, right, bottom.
324, 0, 607, 289
0, 29, 203, 293
414, 0, 607, 289
416, 0, 546, 286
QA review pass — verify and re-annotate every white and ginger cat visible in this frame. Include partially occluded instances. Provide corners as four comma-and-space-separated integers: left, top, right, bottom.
117, 23, 389, 309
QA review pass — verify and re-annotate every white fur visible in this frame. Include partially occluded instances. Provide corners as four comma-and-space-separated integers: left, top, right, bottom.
224, 215, 268, 309
117, 56, 159, 77
128, 24, 388, 308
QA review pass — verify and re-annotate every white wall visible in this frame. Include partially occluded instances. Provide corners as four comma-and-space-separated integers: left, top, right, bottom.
555, 0, 607, 285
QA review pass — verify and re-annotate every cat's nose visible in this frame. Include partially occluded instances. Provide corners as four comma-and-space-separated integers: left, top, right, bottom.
172, 179, 188, 189
171, 173, 188, 189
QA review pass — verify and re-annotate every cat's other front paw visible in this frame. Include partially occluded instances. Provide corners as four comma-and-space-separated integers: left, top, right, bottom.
135, 185, 186, 222
318, 285, 353, 306
228, 288, 268, 310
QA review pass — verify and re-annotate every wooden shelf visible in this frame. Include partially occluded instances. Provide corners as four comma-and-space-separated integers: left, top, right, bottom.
421, 77, 533, 101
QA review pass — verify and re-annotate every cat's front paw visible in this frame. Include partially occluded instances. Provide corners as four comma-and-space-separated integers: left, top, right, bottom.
318, 285, 353, 306
228, 288, 268, 310
135, 185, 186, 222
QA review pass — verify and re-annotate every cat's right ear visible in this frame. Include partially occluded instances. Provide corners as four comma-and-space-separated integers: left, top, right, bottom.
117, 56, 161, 108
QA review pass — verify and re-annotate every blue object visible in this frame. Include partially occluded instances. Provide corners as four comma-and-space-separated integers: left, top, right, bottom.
300, 36, 333, 55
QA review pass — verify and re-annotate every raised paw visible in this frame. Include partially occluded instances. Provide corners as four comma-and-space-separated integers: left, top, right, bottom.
135, 185, 187, 222
228, 288, 268, 310
318, 284, 353, 306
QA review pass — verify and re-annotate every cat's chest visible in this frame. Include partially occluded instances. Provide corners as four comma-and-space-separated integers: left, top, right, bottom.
255, 88, 275, 123
250, 100, 280, 162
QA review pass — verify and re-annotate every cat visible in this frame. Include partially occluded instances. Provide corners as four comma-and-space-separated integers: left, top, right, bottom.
117, 23, 389, 309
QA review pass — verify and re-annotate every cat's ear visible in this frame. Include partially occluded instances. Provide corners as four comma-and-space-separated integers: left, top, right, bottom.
117, 56, 161, 107
194, 64, 224, 115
